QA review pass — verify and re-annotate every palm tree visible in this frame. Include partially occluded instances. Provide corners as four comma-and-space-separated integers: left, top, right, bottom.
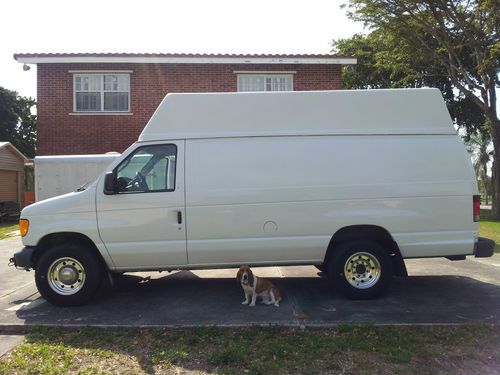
466, 130, 493, 205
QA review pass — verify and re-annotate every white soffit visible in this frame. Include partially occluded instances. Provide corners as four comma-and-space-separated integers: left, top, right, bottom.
15, 56, 357, 65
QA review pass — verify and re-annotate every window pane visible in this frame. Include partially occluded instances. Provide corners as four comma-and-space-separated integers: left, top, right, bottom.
237, 76, 250, 92
75, 76, 82, 91
76, 75, 101, 92
76, 92, 101, 111
239, 76, 265, 91
116, 144, 177, 193
282, 76, 291, 91
265, 77, 272, 91
103, 75, 117, 91
104, 75, 129, 91
104, 92, 129, 111
88, 75, 101, 91
82, 77, 89, 91
267, 76, 292, 91
237, 74, 292, 92
252, 76, 265, 91
116, 75, 128, 91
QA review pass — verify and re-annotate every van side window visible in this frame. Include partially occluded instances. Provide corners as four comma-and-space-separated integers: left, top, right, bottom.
115, 144, 177, 193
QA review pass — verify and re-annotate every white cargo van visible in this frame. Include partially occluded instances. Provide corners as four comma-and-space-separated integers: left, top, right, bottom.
10, 89, 495, 306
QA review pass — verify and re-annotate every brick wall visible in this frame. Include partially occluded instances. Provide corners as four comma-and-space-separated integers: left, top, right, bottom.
36, 63, 341, 155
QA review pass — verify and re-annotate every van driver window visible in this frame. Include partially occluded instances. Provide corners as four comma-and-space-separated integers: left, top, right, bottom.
115, 144, 177, 193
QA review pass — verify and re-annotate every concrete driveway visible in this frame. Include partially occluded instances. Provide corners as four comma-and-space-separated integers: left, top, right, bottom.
1, 236, 499, 328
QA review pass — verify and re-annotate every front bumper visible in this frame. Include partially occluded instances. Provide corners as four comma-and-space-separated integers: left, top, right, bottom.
9, 247, 35, 269
474, 237, 496, 258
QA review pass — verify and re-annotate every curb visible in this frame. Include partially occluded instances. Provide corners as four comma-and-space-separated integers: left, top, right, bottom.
0, 321, 497, 334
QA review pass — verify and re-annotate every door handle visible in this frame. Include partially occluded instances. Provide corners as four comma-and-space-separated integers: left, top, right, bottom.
176, 211, 182, 225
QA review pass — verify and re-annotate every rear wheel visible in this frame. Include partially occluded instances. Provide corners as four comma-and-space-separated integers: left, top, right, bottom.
328, 240, 392, 299
35, 244, 103, 306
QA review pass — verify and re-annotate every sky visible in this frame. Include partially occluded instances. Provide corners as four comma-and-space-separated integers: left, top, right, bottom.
0, 0, 365, 99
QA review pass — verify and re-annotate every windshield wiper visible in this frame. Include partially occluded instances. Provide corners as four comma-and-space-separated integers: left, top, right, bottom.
76, 181, 91, 192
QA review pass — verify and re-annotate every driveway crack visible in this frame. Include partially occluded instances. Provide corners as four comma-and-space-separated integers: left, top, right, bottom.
277, 267, 306, 329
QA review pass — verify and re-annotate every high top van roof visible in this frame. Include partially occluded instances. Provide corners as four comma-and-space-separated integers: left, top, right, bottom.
139, 88, 455, 141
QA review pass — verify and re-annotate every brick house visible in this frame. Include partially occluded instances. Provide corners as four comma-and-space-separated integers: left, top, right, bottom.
13, 53, 356, 156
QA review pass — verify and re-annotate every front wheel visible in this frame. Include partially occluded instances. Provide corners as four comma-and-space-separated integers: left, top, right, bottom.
35, 244, 103, 306
328, 240, 392, 299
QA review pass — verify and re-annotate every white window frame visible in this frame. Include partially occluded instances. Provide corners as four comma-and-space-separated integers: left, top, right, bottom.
236, 73, 294, 92
73, 73, 131, 113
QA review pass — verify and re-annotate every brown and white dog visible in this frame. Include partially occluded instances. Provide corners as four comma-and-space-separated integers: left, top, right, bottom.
236, 265, 282, 307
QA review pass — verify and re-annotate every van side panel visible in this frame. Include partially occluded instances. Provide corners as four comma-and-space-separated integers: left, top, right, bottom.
185, 136, 478, 265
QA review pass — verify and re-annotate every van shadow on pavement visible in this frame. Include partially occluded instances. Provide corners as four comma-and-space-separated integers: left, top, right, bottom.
11, 270, 500, 327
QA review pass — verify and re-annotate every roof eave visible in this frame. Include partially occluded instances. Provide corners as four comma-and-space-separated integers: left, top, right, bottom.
14, 55, 357, 65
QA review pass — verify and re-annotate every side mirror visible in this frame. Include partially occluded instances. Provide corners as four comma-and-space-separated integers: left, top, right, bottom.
103, 171, 117, 195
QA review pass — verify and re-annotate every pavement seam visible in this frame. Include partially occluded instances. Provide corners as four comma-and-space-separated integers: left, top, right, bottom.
277, 267, 306, 329
0, 282, 35, 300
0, 334, 23, 358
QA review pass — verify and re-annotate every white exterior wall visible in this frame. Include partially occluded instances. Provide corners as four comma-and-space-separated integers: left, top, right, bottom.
35, 154, 119, 201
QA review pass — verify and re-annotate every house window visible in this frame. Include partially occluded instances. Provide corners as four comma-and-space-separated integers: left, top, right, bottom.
74, 74, 130, 112
237, 74, 293, 92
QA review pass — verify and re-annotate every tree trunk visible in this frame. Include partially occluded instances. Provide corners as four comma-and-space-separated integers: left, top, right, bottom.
491, 120, 500, 219
492, 153, 500, 218
483, 165, 489, 205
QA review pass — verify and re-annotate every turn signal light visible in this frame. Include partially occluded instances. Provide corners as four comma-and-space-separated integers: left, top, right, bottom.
19, 219, 29, 237
473, 195, 480, 222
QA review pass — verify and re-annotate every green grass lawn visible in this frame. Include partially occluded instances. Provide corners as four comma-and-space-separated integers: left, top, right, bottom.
0, 325, 499, 375
0, 222, 19, 240
480, 209, 500, 253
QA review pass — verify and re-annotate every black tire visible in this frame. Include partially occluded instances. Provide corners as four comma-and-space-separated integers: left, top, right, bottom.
35, 243, 103, 306
328, 240, 392, 299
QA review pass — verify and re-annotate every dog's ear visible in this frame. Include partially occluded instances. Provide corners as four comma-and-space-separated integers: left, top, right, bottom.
236, 269, 242, 281
248, 270, 254, 287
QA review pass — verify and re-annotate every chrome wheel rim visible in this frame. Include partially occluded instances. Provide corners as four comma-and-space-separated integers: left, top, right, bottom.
47, 257, 86, 295
344, 252, 381, 289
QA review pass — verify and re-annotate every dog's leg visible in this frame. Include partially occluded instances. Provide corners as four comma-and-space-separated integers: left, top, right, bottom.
249, 293, 257, 307
263, 293, 273, 305
242, 293, 250, 305
270, 290, 279, 307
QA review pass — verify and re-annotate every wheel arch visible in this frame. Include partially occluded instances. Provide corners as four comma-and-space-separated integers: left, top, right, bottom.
324, 225, 407, 276
33, 232, 108, 270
